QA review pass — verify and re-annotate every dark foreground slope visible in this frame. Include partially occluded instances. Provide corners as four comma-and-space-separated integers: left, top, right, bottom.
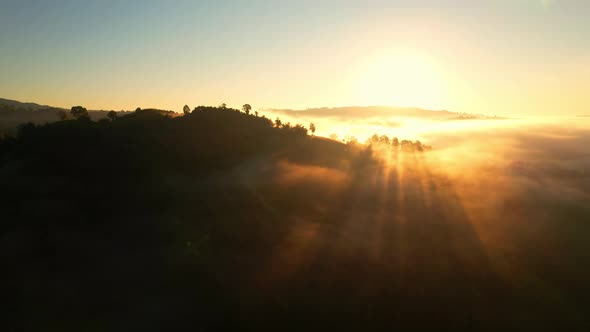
1, 107, 589, 331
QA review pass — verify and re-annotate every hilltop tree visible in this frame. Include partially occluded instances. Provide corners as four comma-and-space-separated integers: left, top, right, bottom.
242, 104, 252, 115
345, 135, 359, 146
292, 124, 308, 136
56, 109, 68, 121
274, 118, 282, 128
16, 122, 36, 138
183, 105, 191, 115
220, 103, 227, 109
309, 122, 316, 135
401, 140, 412, 152
414, 140, 424, 152
368, 134, 380, 145
107, 110, 118, 121
70, 106, 89, 120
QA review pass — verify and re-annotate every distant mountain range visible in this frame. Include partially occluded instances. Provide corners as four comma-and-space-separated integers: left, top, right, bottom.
0, 98, 188, 136
0, 98, 134, 134
0, 98, 64, 112
267, 106, 504, 121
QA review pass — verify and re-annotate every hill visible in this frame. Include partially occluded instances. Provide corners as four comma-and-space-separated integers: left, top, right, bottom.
0, 98, 137, 134
0, 106, 443, 331
0, 97, 62, 111
1, 105, 587, 331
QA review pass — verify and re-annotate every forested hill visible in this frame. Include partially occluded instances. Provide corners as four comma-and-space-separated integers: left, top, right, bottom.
2, 105, 586, 331
0, 105, 363, 330
0, 105, 348, 176
0, 105, 444, 331
0, 98, 133, 134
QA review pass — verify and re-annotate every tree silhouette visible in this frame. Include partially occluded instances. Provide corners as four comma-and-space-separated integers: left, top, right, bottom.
414, 140, 424, 152
70, 106, 89, 120
183, 105, 191, 115
369, 134, 380, 145
242, 104, 252, 115
345, 135, 359, 146
292, 124, 308, 136
401, 139, 412, 152
107, 110, 118, 121
220, 103, 227, 109
56, 109, 68, 121
309, 122, 316, 135
15, 122, 38, 140
0, 102, 458, 332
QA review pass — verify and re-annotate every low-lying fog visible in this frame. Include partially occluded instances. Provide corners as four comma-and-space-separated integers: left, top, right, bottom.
253, 107, 590, 315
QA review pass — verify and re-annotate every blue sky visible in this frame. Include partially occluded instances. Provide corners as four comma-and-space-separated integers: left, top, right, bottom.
1, 0, 589, 114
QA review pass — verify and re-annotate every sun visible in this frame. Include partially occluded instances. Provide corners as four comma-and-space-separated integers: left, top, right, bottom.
356, 49, 447, 110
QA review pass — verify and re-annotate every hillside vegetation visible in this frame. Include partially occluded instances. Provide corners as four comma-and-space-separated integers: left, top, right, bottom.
2, 105, 587, 331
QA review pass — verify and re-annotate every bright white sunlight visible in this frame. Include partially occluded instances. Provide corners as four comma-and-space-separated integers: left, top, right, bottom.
356, 50, 447, 110
2, 1, 590, 331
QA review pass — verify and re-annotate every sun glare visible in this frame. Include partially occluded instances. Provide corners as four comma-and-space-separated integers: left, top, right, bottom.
356, 50, 447, 110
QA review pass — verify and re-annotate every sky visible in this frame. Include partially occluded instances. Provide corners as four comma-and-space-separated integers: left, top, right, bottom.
0, 0, 589, 115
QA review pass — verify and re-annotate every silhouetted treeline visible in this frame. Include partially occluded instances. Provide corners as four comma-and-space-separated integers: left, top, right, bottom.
1, 104, 372, 331
0, 102, 64, 134
0, 104, 442, 330
366, 133, 432, 152
0, 105, 335, 175
4, 104, 582, 332
0, 100, 131, 135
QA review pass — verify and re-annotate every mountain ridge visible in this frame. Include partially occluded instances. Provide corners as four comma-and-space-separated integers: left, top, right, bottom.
0, 97, 66, 111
